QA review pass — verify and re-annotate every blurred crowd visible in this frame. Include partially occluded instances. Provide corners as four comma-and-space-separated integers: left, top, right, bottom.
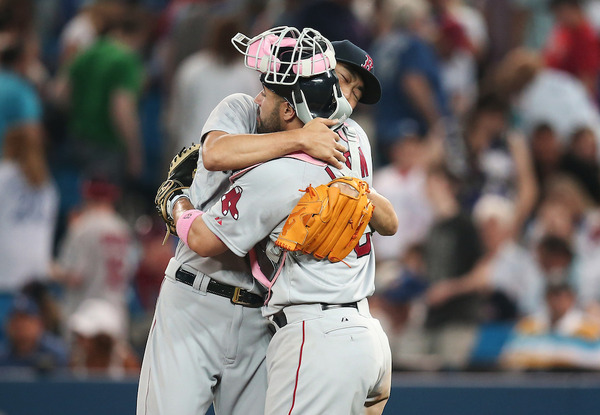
2, 0, 600, 376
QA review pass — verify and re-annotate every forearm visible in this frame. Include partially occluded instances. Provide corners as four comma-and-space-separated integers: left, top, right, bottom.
115, 109, 142, 157
203, 118, 345, 171
403, 74, 441, 129
509, 133, 538, 228
202, 129, 304, 171
112, 91, 144, 170
368, 189, 398, 236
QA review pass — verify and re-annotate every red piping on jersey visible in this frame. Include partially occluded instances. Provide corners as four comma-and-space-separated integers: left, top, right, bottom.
288, 321, 306, 415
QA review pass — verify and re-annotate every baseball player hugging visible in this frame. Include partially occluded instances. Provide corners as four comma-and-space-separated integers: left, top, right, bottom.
141, 26, 396, 415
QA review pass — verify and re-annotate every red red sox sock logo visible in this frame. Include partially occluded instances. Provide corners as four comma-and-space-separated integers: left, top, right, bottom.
220, 186, 243, 220
362, 55, 374, 71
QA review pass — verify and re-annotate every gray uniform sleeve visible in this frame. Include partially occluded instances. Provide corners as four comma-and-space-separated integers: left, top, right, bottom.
202, 158, 307, 257
200, 93, 257, 140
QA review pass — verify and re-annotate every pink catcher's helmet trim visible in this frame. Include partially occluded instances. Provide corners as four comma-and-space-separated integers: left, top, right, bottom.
231, 26, 336, 86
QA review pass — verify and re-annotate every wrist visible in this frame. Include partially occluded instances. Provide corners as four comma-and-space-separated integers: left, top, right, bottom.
289, 129, 305, 153
168, 193, 189, 220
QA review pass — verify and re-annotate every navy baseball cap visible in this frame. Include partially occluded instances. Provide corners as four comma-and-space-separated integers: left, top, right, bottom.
332, 40, 382, 105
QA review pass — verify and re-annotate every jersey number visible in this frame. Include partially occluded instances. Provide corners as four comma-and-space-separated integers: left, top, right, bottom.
354, 233, 372, 258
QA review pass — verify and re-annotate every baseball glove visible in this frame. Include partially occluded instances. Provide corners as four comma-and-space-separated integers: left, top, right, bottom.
155, 143, 201, 239
275, 176, 374, 263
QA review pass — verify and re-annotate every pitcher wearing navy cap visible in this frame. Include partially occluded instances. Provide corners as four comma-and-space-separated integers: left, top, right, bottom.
332, 40, 382, 105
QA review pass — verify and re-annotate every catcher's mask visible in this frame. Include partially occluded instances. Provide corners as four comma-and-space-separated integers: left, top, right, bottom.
231, 26, 336, 85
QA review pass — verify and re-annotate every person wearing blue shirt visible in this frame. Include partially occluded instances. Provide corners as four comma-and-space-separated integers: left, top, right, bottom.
0, 39, 42, 155
0, 294, 68, 371
372, 1, 450, 165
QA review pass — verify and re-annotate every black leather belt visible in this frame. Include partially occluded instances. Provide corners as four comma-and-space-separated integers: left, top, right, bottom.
175, 268, 264, 308
271, 302, 358, 330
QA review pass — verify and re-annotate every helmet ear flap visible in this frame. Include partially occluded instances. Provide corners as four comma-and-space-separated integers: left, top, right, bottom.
291, 87, 312, 125
330, 89, 352, 124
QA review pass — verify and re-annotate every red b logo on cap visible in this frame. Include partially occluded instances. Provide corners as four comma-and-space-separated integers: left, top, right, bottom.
362, 55, 374, 71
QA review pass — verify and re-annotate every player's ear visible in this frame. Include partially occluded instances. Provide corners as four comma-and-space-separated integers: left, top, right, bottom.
281, 101, 296, 122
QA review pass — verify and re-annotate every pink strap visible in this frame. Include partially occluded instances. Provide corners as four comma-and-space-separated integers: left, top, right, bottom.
285, 151, 327, 166
249, 248, 287, 304
176, 209, 204, 247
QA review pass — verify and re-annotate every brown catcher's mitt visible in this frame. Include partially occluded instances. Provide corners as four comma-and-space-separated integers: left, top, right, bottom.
275, 176, 374, 262
155, 143, 201, 239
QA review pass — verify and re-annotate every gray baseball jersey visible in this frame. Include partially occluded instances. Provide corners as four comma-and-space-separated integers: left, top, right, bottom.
138, 93, 390, 415
198, 95, 391, 414
172, 95, 262, 294
137, 93, 270, 415
202, 156, 377, 315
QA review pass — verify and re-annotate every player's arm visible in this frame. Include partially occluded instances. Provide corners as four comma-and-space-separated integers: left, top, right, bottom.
111, 89, 144, 179
368, 189, 398, 236
202, 117, 347, 171
172, 197, 228, 257
402, 72, 442, 131
507, 130, 538, 230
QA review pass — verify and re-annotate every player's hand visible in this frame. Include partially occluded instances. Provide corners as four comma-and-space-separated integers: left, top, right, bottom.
299, 118, 347, 169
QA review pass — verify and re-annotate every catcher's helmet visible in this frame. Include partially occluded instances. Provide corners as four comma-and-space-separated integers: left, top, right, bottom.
292, 70, 352, 124
232, 26, 336, 85
233, 26, 352, 124
262, 69, 352, 124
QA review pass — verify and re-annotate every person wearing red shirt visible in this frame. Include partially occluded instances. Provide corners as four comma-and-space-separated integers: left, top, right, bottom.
543, 0, 600, 98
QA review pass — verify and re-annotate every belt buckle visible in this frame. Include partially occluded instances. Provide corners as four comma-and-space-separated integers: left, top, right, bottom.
231, 287, 253, 307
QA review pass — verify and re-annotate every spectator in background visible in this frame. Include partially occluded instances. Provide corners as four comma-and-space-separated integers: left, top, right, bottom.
54, 176, 138, 342
421, 162, 483, 369
0, 32, 58, 294
440, 0, 488, 60
0, 293, 68, 370
530, 122, 564, 195
426, 194, 544, 319
524, 175, 600, 314
500, 244, 600, 371
526, 174, 600, 259
372, 243, 433, 370
561, 126, 600, 204
292, 0, 372, 49
0, 0, 48, 90
372, 0, 450, 165
493, 48, 600, 150
372, 133, 434, 288
129, 215, 173, 356
22, 280, 62, 337
543, 0, 600, 99
166, 15, 261, 158
480, 0, 522, 70
511, 0, 554, 51
431, 10, 478, 120
53, 5, 148, 219
68, 298, 140, 377
452, 93, 538, 230
57, 0, 126, 69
